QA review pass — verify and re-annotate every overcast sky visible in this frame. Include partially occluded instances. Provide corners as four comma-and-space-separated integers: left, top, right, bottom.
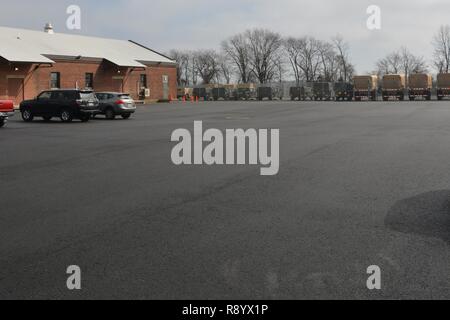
2, 0, 450, 74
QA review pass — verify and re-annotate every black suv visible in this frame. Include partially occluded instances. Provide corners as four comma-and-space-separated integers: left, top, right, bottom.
20, 90, 99, 123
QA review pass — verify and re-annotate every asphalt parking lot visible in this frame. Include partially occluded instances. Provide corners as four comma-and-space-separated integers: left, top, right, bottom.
2, 100, 450, 299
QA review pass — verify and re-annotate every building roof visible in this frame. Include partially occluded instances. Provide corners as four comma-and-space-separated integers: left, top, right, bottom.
0, 26, 175, 67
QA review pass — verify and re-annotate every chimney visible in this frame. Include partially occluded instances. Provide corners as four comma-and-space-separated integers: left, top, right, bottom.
44, 23, 54, 34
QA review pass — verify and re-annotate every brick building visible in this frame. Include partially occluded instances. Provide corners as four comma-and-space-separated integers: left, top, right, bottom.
0, 24, 177, 105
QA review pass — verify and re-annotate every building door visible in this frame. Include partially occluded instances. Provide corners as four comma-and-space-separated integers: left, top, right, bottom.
7, 77, 25, 106
112, 78, 124, 93
162, 75, 169, 100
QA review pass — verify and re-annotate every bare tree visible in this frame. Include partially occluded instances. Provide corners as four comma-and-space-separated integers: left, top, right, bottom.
433, 25, 450, 73
217, 54, 233, 84
273, 54, 286, 84
193, 50, 220, 85
317, 40, 338, 82
297, 37, 322, 82
190, 53, 199, 86
168, 49, 190, 86
376, 51, 402, 75
333, 35, 353, 82
376, 48, 427, 79
283, 37, 303, 86
222, 34, 252, 83
401, 47, 427, 78
246, 29, 283, 84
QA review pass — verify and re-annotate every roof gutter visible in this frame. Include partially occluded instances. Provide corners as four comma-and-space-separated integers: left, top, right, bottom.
128, 40, 176, 64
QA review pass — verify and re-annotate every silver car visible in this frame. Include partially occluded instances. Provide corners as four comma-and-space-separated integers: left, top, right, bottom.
94, 92, 136, 120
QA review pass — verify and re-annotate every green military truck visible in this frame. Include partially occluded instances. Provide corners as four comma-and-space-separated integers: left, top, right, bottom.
313, 82, 332, 101
334, 82, 354, 101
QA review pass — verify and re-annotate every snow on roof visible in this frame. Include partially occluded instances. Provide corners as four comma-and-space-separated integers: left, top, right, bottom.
0, 26, 175, 67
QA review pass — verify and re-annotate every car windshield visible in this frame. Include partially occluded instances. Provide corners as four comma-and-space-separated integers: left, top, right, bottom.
80, 92, 96, 100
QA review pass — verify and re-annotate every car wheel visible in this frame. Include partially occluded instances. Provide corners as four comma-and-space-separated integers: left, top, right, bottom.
80, 115, 90, 122
21, 109, 34, 122
0, 119, 5, 128
121, 114, 131, 119
43, 116, 52, 122
60, 109, 73, 123
105, 108, 115, 120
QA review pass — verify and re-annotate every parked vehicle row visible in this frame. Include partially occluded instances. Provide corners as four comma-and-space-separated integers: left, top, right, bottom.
17, 90, 136, 124
177, 72, 450, 102
305, 73, 446, 102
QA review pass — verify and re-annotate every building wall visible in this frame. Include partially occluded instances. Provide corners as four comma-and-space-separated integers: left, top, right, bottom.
0, 58, 177, 105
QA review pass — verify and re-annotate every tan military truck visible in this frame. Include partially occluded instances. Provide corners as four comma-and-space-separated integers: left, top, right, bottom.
408, 74, 432, 101
382, 74, 406, 101
353, 75, 378, 101
437, 73, 450, 100
177, 87, 194, 100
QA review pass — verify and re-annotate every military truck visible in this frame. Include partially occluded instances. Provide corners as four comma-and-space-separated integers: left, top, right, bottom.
290, 87, 302, 100
223, 84, 237, 101
257, 87, 273, 101
290, 86, 312, 101
437, 73, 450, 100
235, 84, 257, 101
382, 74, 406, 101
353, 75, 378, 101
313, 82, 332, 101
408, 74, 432, 101
193, 87, 209, 101
177, 87, 193, 100
334, 82, 354, 101
211, 87, 227, 101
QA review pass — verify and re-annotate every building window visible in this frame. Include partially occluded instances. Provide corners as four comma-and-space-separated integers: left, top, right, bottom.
50, 72, 60, 89
140, 74, 147, 88
85, 73, 94, 89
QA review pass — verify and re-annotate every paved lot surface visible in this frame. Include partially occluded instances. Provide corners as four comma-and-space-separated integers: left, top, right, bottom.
2, 100, 450, 299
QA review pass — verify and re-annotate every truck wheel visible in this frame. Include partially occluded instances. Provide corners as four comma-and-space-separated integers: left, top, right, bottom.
21, 109, 34, 122
60, 109, 73, 123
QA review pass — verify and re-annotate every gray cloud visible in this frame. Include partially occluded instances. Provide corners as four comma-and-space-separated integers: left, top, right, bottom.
1, 0, 449, 73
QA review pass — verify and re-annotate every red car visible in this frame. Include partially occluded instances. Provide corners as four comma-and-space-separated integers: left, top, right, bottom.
0, 100, 14, 128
